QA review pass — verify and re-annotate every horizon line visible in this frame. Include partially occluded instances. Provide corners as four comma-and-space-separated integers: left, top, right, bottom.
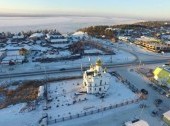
0, 12, 170, 21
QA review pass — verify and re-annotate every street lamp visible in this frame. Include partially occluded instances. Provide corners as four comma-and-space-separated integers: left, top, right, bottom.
44, 66, 48, 81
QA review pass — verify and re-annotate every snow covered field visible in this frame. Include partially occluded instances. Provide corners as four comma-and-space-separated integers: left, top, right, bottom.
46, 76, 138, 124
0, 103, 43, 126
0, 16, 141, 33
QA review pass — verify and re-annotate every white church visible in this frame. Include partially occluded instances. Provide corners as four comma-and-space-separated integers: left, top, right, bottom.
83, 59, 111, 94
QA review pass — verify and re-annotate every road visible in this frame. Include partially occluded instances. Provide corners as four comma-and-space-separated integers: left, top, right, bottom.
0, 58, 169, 79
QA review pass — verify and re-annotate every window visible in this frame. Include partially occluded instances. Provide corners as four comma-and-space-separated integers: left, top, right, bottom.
95, 88, 96, 91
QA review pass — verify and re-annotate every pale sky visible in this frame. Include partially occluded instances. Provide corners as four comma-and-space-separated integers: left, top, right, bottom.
0, 0, 170, 20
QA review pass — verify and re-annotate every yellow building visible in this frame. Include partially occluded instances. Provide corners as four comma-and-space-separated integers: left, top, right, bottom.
163, 110, 170, 126
153, 67, 170, 88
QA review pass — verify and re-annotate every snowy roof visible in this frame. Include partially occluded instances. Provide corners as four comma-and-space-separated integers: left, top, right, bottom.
31, 45, 48, 51
50, 39, 68, 43
2, 45, 32, 51
46, 33, 63, 39
2, 55, 24, 61
72, 31, 88, 38
0, 51, 5, 56
163, 110, 170, 120
1, 55, 24, 64
30, 33, 44, 38
161, 34, 170, 40
136, 36, 160, 42
12, 35, 24, 39
105, 28, 113, 31
125, 120, 149, 126
7, 50, 19, 56
5, 45, 21, 50
23, 45, 32, 50
50, 43, 69, 48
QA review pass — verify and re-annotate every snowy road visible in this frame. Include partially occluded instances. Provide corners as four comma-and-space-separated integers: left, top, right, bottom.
0, 58, 169, 80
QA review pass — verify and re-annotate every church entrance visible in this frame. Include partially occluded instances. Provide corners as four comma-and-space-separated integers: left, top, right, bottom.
99, 88, 101, 91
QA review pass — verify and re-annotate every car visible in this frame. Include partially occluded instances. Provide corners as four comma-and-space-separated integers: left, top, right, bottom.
59, 68, 66, 71
152, 86, 158, 90
151, 110, 158, 117
159, 90, 166, 95
139, 104, 147, 108
43, 106, 48, 110
165, 63, 170, 66
141, 89, 148, 95
148, 83, 153, 87
154, 99, 163, 106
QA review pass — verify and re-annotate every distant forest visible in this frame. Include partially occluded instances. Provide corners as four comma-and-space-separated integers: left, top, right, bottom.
79, 21, 170, 39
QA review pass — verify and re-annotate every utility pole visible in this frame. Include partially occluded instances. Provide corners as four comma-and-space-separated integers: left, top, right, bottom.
81, 63, 83, 74
44, 66, 48, 103
110, 55, 112, 63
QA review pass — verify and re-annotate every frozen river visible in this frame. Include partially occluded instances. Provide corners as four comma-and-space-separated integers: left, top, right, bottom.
0, 16, 141, 33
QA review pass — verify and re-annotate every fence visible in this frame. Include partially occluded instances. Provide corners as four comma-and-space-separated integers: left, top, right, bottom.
46, 72, 141, 125
47, 98, 140, 125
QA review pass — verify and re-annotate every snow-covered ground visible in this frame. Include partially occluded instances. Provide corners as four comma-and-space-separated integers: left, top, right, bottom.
0, 16, 141, 33
46, 76, 138, 122
0, 103, 43, 126
84, 48, 104, 54
115, 41, 170, 58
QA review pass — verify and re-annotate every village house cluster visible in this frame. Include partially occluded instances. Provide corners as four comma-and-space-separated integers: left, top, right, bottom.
115, 23, 170, 53
0, 30, 89, 65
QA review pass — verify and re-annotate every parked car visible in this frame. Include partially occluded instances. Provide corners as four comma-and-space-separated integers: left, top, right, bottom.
148, 83, 153, 87
139, 104, 147, 108
59, 68, 66, 71
151, 110, 158, 117
159, 90, 166, 95
152, 86, 158, 90
141, 89, 148, 95
43, 106, 48, 110
154, 99, 163, 106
